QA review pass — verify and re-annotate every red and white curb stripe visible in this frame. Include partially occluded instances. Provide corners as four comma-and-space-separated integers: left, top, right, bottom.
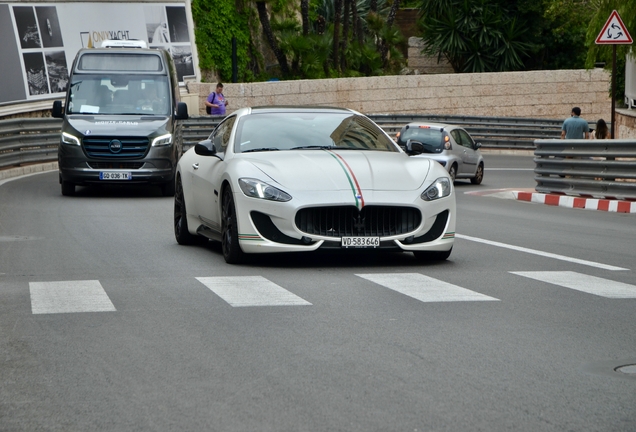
466, 189, 636, 213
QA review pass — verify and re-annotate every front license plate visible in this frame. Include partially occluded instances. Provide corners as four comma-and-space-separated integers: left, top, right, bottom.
99, 171, 131, 180
341, 236, 380, 248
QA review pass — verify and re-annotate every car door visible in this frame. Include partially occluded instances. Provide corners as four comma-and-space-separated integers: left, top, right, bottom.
192, 116, 236, 232
455, 129, 480, 175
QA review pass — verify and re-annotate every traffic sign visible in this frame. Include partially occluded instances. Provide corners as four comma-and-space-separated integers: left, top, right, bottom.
595, 10, 633, 44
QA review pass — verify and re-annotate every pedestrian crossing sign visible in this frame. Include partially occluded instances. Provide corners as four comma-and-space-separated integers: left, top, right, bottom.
595, 10, 633, 44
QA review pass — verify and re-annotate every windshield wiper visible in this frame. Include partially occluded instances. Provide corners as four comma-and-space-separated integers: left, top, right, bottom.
290, 145, 334, 150
242, 147, 280, 153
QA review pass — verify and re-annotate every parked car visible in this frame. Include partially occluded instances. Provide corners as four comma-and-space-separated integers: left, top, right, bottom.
396, 123, 484, 184
173, 107, 456, 264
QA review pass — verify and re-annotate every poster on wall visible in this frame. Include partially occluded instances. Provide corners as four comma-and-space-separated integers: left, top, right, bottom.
0, 2, 195, 106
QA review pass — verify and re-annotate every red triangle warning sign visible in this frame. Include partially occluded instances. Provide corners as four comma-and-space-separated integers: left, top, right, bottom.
596, 10, 633, 44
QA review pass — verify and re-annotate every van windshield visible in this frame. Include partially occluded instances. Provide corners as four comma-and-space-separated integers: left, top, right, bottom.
67, 74, 170, 116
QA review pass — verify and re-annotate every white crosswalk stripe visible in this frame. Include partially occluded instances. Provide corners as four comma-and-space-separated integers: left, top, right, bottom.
356, 273, 499, 303
196, 276, 312, 307
510, 271, 636, 298
29, 280, 117, 314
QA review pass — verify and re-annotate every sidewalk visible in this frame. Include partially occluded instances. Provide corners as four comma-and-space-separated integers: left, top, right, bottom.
466, 188, 636, 213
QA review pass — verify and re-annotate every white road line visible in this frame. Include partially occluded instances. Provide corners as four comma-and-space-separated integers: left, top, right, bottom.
196, 276, 312, 307
356, 273, 499, 303
456, 234, 628, 271
29, 280, 117, 314
511, 271, 636, 298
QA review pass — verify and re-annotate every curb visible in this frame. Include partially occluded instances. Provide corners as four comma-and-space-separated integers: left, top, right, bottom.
0, 162, 58, 183
514, 191, 636, 213
466, 188, 636, 214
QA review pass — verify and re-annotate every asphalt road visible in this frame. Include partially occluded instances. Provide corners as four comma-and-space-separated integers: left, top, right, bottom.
1, 155, 635, 432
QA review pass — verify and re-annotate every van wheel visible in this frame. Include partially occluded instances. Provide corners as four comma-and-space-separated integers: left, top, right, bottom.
471, 163, 484, 185
448, 164, 457, 182
61, 181, 75, 196
161, 179, 175, 197
413, 248, 452, 261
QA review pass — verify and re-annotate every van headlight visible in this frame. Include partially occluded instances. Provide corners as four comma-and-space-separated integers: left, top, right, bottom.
61, 132, 80, 146
239, 178, 291, 202
151, 133, 172, 147
421, 177, 452, 201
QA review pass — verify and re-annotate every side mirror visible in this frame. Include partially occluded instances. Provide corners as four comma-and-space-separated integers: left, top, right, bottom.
194, 139, 217, 157
52, 100, 64, 118
474, 142, 482, 149
175, 102, 188, 120
405, 139, 424, 156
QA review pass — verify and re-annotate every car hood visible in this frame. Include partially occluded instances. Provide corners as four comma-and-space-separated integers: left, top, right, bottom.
65, 115, 170, 137
240, 150, 432, 191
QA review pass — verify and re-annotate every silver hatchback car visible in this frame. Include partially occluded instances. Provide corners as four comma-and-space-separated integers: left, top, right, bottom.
396, 123, 484, 184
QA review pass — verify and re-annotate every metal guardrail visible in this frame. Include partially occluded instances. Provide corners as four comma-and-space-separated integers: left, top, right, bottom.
0, 114, 579, 170
0, 117, 61, 169
534, 139, 636, 200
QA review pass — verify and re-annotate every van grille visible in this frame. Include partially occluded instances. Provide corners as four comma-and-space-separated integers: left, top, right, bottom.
83, 136, 149, 159
295, 206, 421, 237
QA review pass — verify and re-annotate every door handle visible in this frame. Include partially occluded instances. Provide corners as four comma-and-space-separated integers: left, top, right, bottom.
192, 163, 199, 169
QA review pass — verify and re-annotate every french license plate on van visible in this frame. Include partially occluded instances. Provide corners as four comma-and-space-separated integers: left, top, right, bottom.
99, 171, 131, 180
341, 236, 380, 248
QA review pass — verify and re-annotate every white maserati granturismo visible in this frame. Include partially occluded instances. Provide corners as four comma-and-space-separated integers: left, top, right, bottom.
174, 106, 456, 264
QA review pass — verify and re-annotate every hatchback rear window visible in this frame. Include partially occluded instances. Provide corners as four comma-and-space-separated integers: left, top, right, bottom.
399, 127, 444, 153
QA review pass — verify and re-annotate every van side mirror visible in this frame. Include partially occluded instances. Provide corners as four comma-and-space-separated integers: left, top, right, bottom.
52, 100, 64, 118
175, 102, 188, 120
405, 139, 424, 156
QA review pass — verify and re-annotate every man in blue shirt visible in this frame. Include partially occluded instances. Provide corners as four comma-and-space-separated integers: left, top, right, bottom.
561, 107, 589, 139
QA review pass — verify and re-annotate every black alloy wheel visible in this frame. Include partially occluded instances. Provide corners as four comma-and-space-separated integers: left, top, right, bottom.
221, 188, 245, 264
174, 175, 196, 245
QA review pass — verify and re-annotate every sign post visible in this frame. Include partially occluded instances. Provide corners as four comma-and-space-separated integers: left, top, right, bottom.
595, 10, 633, 138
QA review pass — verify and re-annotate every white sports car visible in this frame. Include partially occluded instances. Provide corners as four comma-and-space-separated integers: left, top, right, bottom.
174, 107, 456, 264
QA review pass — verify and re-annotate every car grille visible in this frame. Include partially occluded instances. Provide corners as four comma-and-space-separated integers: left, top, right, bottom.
295, 206, 422, 237
87, 162, 144, 169
83, 136, 149, 159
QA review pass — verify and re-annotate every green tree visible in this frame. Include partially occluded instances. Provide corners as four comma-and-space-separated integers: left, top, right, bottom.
416, 0, 534, 73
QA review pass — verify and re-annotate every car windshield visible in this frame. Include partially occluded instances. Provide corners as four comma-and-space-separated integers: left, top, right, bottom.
234, 112, 399, 153
399, 127, 444, 153
67, 74, 170, 116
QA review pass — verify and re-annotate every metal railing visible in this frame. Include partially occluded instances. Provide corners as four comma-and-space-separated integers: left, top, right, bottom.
0, 114, 576, 170
0, 117, 61, 169
534, 139, 636, 200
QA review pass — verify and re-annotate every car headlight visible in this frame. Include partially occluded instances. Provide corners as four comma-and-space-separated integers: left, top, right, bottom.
151, 133, 172, 147
239, 178, 292, 202
421, 177, 452, 201
61, 132, 80, 146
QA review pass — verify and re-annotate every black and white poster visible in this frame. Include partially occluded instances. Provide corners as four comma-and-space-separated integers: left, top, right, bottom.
0, 1, 196, 106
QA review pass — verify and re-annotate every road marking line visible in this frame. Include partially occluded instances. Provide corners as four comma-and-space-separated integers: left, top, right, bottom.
456, 234, 628, 271
511, 271, 636, 298
196, 276, 312, 307
29, 280, 116, 314
356, 273, 499, 303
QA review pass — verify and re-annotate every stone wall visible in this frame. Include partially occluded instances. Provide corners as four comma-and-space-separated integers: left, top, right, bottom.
616, 109, 636, 139
187, 68, 612, 121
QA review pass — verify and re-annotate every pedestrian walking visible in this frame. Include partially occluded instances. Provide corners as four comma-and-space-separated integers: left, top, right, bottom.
561, 107, 589, 139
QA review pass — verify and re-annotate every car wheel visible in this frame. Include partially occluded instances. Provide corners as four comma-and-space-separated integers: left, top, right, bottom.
413, 248, 452, 261
161, 177, 176, 196
448, 164, 457, 182
471, 163, 484, 185
221, 188, 245, 264
174, 175, 196, 245
61, 180, 75, 196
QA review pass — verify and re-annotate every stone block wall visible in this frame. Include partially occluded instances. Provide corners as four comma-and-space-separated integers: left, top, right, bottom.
187, 68, 612, 122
